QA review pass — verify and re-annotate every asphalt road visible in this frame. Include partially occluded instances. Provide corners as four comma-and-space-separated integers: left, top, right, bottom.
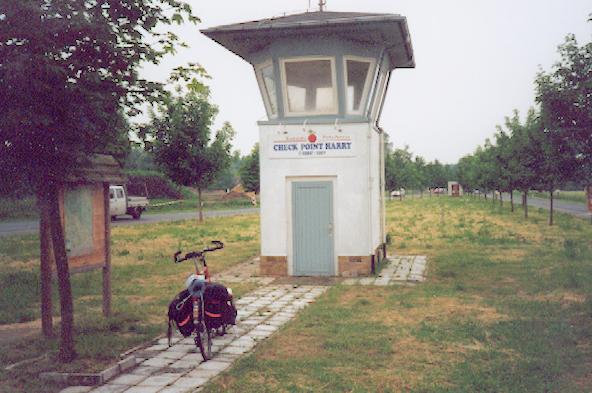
501, 193, 590, 219
0, 208, 260, 238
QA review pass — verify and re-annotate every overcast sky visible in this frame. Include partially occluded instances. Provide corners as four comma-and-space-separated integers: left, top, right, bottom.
140, 0, 591, 164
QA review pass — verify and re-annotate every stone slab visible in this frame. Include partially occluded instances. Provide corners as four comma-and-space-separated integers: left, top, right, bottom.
108, 373, 146, 386
130, 366, 161, 376
138, 373, 182, 387
100, 365, 120, 383
88, 385, 127, 393
171, 376, 209, 388
60, 387, 93, 393
142, 357, 173, 368
122, 386, 161, 393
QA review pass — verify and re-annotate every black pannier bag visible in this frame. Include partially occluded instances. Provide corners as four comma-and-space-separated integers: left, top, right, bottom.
167, 289, 194, 343
203, 283, 237, 329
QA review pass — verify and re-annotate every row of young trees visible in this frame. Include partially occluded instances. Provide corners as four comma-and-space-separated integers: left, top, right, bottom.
384, 138, 456, 194
457, 33, 591, 225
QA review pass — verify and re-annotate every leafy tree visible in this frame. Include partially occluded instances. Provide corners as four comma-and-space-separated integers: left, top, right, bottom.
529, 118, 574, 225
125, 146, 158, 172
506, 109, 541, 218
0, 0, 199, 361
388, 146, 415, 193
457, 154, 479, 196
149, 89, 235, 222
425, 160, 448, 191
536, 33, 591, 222
240, 144, 260, 193
414, 156, 429, 196
211, 150, 242, 190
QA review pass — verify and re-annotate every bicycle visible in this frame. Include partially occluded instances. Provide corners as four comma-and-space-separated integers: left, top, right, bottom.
172, 240, 224, 361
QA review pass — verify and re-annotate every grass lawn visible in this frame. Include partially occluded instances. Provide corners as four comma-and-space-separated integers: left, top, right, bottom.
530, 190, 588, 205
0, 195, 256, 221
201, 197, 592, 393
0, 214, 260, 392
0, 196, 38, 221
148, 197, 255, 214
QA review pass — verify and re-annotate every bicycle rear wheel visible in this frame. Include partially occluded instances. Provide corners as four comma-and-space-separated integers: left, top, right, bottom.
195, 320, 212, 361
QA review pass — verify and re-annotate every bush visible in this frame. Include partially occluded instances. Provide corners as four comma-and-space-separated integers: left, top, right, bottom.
124, 170, 182, 199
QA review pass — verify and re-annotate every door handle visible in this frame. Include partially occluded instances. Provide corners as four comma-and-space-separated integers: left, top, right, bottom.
328, 223, 334, 235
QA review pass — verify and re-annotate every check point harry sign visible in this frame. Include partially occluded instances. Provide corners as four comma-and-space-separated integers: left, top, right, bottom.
270, 129, 355, 159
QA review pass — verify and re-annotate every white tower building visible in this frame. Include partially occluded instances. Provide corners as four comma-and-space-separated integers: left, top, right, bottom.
203, 10, 415, 276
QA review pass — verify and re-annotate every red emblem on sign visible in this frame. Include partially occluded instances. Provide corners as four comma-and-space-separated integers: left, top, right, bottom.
308, 133, 317, 143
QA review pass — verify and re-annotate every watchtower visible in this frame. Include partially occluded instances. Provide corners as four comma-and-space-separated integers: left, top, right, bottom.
203, 9, 414, 276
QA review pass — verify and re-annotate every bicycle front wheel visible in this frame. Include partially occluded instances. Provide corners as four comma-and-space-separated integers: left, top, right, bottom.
195, 320, 212, 361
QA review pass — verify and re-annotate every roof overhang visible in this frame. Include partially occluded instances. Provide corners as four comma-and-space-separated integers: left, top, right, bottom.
202, 12, 415, 69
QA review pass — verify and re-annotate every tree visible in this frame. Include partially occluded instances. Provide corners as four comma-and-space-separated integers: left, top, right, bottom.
425, 160, 449, 192
149, 90, 235, 222
504, 109, 540, 218
536, 33, 592, 222
240, 144, 260, 193
0, 0, 199, 361
457, 154, 479, 196
211, 150, 242, 190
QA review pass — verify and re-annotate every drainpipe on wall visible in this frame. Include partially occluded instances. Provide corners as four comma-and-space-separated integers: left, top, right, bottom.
375, 71, 392, 266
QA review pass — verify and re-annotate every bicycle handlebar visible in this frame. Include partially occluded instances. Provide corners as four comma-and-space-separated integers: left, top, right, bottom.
173, 240, 224, 263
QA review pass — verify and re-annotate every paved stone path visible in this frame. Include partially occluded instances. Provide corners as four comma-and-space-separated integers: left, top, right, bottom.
61, 285, 327, 393
343, 256, 428, 286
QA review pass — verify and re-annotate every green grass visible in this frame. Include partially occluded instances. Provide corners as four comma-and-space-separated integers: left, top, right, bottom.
530, 190, 588, 204
0, 194, 255, 221
0, 214, 261, 392
201, 197, 592, 393
147, 197, 255, 214
0, 196, 38, 220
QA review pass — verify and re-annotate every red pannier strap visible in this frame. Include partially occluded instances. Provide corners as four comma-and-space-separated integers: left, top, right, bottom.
178, 315, 191, 326
205, 311, 222, 318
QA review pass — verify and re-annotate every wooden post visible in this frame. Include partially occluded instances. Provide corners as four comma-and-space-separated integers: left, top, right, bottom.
549, 190, 554, 226
39, 193, 53, 337
102, 183, 112, 317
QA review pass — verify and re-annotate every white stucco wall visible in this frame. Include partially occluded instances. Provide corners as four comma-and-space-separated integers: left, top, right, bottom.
259, 122, 384, 272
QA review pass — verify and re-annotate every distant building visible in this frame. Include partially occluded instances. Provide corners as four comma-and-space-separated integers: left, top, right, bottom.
448, 181, 463, 197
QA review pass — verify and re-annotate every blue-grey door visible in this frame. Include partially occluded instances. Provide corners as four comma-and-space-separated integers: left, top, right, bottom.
292, 181, 334, 276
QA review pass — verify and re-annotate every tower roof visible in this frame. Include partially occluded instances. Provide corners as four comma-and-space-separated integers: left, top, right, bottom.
202, 11, 415, 69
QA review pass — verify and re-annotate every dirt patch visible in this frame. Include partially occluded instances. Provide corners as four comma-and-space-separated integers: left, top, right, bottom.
0, 318, 59, 344
489, 249, 530, 263
258, 330, 326, 361
364, 295, 508, 328
0, 257, 38, 272
521, 290, 587, 305
126, 295, 159, 305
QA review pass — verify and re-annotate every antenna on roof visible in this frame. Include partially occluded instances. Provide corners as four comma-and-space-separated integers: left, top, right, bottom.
319, 0, 326, 12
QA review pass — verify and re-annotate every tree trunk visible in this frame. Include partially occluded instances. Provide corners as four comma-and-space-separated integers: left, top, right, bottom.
102, 184, 111, 318
549, 190, 554, 226
587, 185, 592, 225
510, 191, 514, 212
38, 190, 53, 338
499, 191, 503, 207
523, 191, 528, 219
198, 187, 204, 223
47, 184, 76, 362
